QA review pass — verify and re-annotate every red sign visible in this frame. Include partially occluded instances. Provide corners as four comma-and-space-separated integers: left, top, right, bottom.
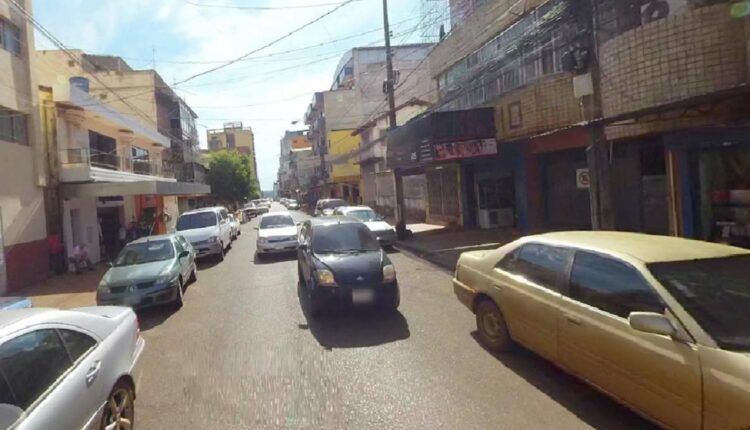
433, 139, 497, 161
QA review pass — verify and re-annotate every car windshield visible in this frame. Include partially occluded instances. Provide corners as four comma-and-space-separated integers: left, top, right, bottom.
347, 209, 379, 222
260, 215, 295, 229
319, 199, 347, 210
312, 223, 380, 253
113, 240, 174, 267
649, 255, 750, 351
176, 212, 216, 231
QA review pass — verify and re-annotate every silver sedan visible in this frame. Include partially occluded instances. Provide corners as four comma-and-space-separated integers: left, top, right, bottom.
0, 307, 145, 430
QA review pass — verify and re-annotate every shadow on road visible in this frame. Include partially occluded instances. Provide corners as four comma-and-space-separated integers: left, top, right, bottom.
254, 252, 297, 265
298, 283, 410, 349
469, 332, 657, 430
196, 257, 221, 270
137, 305, 179, 332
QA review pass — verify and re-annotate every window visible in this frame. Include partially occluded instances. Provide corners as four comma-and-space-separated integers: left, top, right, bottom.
495, 247, 522, 271
226, 133, 235, 149
58, 329, 96, 362
173, 238, 185, 253
570, 251, 665, 319
513, 244, 571, 291
1, 19, 22, 56
0, 330, 72, 411
0, 109, 27, 145
131, 146, 149, 160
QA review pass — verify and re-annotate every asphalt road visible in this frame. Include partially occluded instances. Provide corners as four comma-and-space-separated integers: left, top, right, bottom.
135, 204, 654, 430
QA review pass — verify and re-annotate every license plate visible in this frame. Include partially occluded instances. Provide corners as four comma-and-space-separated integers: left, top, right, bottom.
352, 289, 375, 304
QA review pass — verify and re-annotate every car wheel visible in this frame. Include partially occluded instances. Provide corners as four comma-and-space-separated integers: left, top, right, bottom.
476, 300, 512, 352
217, 244, 225, 261
100, 380, 135, 430
188, 264, 197, 284
173, 278, 184, 309
383, 289, 400, 312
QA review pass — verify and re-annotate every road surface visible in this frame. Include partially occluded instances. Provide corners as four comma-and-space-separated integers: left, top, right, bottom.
136, 203, 654, 429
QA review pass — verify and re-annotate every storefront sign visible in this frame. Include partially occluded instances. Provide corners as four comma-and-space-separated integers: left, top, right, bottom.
576, 168, 590, 189
434, 139, 497, 161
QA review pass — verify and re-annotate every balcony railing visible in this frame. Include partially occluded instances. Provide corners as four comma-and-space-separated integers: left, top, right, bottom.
59, 148, 171, 178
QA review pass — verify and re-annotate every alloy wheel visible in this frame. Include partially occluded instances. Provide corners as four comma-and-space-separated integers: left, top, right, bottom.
103, 387, 134, 430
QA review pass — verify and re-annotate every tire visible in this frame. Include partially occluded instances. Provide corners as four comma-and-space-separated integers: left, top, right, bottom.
383, 288, 400, 312
100, 380, 135, 430
173, 278, 184, 309
217, 244, 225, 262
475, 300, 512, 352
188, 264, 197, 284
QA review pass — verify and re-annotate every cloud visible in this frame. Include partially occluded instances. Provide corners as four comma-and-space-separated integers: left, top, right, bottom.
32, 0, 425, 189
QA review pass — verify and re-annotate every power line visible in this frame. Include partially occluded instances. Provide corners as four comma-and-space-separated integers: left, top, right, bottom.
174, 0, 357, 85
182, 0, 360, 11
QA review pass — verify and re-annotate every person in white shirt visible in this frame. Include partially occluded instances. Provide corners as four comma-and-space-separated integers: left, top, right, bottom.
70, 243, 94, 274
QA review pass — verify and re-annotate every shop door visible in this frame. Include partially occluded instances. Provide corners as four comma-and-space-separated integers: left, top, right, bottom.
427, 166, 460, 222
475, 176, 515, 229
97, 207, 122, 260
542, 150, 591, 230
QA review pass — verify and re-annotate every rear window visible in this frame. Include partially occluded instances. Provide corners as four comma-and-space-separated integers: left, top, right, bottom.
312, 223, 380, 253
260, 215, 295, 229
318, 199, 347, 210
176, 212, 217, 231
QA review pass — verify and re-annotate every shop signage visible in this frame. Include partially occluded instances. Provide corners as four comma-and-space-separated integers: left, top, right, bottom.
576, 168, 590, 189
433, 139, 498, 161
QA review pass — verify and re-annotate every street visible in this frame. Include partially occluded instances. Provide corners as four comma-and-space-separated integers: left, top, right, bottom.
135, 204, 653, 430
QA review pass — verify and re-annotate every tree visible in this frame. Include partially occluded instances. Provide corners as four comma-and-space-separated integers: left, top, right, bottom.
207, 151, 260, 204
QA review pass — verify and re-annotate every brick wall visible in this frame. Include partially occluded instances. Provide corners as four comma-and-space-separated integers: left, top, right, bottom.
600, 3, 749, 120
494, 75, 585, 140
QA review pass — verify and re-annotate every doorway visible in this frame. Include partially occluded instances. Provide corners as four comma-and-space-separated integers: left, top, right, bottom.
97, 207, 123, 260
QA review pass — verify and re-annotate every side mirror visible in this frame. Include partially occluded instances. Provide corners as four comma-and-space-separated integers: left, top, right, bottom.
628, 312, 676, 337
298, 243, 307, 250
179, 250, 190, 259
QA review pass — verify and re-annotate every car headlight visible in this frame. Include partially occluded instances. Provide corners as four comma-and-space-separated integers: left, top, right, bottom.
98, 280, 110, 294
382, 264, 396, 283
316, 269, 337, 287
206, 236, 219, 244
258, 237, 268, 244
156, 274, 177, 285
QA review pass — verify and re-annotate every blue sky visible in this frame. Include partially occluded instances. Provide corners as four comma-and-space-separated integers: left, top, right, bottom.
32, 0, 431, 190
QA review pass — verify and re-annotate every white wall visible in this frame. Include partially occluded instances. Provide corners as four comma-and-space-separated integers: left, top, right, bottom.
0, 143, 47, 247
62, 197, 100, 264
164, 196, 178, 233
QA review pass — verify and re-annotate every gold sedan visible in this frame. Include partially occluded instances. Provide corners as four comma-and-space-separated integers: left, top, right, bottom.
453, 231, 750, 430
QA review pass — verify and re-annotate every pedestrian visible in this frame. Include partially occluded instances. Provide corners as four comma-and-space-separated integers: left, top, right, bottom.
69, 243, 95, 274
118, 223, 127, 250
47, 234, 65, 275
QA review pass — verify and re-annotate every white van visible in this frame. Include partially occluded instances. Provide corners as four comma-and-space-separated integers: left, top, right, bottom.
175, 207, 233, 260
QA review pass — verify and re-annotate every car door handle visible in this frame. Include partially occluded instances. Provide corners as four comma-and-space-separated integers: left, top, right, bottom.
564, 314, 582, 326
86, 360, 102, 385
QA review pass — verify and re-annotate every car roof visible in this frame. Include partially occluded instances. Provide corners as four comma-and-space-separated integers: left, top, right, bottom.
259, 212, 292, 218
307, 215, 362, 227
0, 308, 55, 329
181, 207, 223, 215
129, 234, 178, 244
525, 231, 750, 263
337, 206, 372, 212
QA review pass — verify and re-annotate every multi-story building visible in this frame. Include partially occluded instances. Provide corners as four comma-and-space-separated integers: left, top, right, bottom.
206, 122, 259, 188
277, 130, 311, 198
0, 0, 48, 292
305, 44, 436, 203
35, 50, 210, 265
389, 0, 750, 243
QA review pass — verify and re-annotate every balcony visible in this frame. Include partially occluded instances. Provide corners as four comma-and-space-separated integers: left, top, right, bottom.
59, 148, 175, 183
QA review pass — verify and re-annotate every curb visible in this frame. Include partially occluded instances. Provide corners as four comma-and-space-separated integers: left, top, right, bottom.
394, 241, 454, 271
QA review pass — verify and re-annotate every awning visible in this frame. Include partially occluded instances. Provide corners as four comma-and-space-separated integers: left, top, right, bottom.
62, 180, 210, 199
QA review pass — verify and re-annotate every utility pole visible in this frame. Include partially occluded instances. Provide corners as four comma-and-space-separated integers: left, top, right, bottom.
382, 0, 406, 238
382, 0, 397, 129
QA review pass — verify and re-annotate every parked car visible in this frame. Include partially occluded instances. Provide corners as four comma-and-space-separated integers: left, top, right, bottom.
313, 198, 347, 217
453, 231, 750, 430
243, 203, 260, 219
175, 207, 233, 260
286, 199, 300, 210
332, 206, 396, 247
228, 213, 240, 240
256, 212, 298, 258
0, 306, 145, 430
297, 216, 399, 316
0, 297, 32, 311
97, 234, 196, 310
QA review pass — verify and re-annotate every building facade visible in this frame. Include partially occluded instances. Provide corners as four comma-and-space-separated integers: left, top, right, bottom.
0, 0, 48, 293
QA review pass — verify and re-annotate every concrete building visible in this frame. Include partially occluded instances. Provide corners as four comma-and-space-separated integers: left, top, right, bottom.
35, 50, 210, 266
277, 130, 312, 199
0, 0, 48, 293
304, 44, 436, 203
206, 122, 259, 190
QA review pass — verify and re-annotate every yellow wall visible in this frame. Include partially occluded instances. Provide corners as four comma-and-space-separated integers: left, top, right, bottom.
207, 128, 255, 153
329, 129, 360, 184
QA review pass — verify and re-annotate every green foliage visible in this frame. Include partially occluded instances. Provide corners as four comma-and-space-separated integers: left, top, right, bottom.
207, 151, 260, 204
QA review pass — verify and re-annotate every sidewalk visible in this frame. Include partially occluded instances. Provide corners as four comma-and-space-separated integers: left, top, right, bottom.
13, 265, 104, 309
395, 224, 519, 270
